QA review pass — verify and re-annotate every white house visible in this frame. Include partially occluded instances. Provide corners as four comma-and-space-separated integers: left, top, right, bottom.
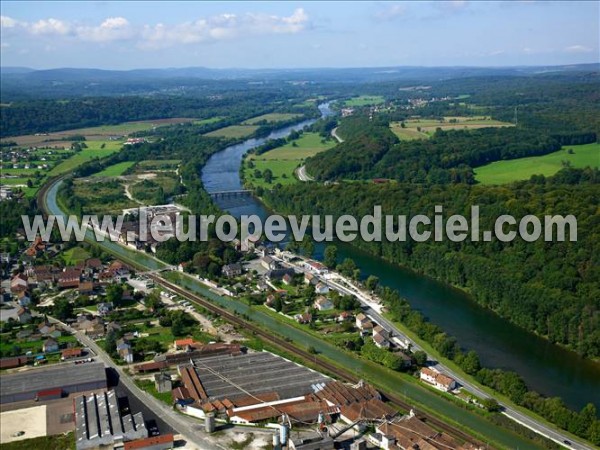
420, 368, 457, 392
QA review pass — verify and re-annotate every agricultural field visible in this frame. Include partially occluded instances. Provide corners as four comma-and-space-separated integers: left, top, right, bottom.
0, 118, 197, 147
92, 161, 136, 178
244, 132, 336, 188
204, 124, 259, 139
242, 113, 302, 125
390, 116, 513, 140
474, 143, 600, 185
194, 116, 224, 126
49, 141, 122, 176
344, 95, 385, 106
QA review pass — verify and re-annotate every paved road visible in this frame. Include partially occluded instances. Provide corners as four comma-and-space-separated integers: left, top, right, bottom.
331, 127, 344, 143
296, 165, 314, 182
49, 318, 226, 450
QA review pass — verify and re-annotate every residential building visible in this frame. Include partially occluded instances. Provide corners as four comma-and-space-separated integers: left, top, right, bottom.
373, 325, 389, 340
43, 338, 60, 353
222, 263, 243, 278
10, 273, 28, 292
420, 368, 457, 392
16, 307, 32, 323
313, 296, 334, 311
315, 282, 329, 294
373, 333, 390, 349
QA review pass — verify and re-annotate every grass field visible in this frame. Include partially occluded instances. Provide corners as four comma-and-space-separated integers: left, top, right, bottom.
390, 116, 513, 140
62, 246, 91, 265
244, 132, 335, 188
92, 161, 136, 177
475, 143, 600, 184
204, 125, 259, 139
242, 113, 302, 125
245, 160, 300, 188
344, 95, 385, 106
194, 116, 223, 125
49, 141, 122, 176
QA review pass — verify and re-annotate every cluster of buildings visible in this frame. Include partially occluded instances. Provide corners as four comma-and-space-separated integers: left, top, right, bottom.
115, 204, 187, 253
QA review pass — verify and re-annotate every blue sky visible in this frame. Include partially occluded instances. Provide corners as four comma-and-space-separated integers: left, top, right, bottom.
1, 1, 598, 69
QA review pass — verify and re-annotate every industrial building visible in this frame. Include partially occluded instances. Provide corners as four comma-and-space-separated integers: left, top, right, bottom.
178, 351, 330, 405
0, 361, 107, 404
74, 390, 148, 450
175, 351, 398, 428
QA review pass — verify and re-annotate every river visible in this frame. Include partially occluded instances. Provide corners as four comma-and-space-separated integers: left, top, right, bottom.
201, 103, 600, 411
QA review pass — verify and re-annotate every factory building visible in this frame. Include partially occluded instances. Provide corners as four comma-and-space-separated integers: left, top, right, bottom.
0, 361, 107, 404
74, 390, 148, 450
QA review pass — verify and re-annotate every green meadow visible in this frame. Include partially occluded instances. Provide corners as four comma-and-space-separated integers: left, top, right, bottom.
244, 132, 336, 188
475, 143, 600, 185
92, 161, 136, 177
204, 125, 259, 139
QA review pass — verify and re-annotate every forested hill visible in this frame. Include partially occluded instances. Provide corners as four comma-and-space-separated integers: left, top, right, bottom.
264, 169, 600, 358
305, 77, 599, 183
306, 119, 571, 183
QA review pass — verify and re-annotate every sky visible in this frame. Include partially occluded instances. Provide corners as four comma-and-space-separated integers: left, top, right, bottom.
0, 1, 598, 69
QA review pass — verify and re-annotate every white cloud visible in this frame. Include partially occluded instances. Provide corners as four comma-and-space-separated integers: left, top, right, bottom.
0, 9, 310, 50
30, 18, 71, 36
564, 45, 593, 53
76, 17, 133, 42
140, 8, 310, 49
1, 15, 20, 28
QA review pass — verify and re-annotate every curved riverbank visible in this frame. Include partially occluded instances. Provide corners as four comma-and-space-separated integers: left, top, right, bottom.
200, 104, 600, 411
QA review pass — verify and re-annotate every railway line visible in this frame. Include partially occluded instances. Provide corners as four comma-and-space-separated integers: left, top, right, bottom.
148, 272, 485, 447
37, 175, 486, 447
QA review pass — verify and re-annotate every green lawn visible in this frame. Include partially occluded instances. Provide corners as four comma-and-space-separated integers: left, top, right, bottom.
475, 143, 600, 185
204, 125, 259, 139
345, 95, 385, 106
49, 141, 123, 176
243, 113, 302, 125
92, 161, 136, 177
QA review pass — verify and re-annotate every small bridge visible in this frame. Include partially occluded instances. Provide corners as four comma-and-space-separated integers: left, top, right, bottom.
209, 189, 253, 199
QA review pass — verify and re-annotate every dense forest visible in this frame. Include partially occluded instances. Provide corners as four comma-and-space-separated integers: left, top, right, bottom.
0, 91, 318, 136
265, 171, 600, 358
